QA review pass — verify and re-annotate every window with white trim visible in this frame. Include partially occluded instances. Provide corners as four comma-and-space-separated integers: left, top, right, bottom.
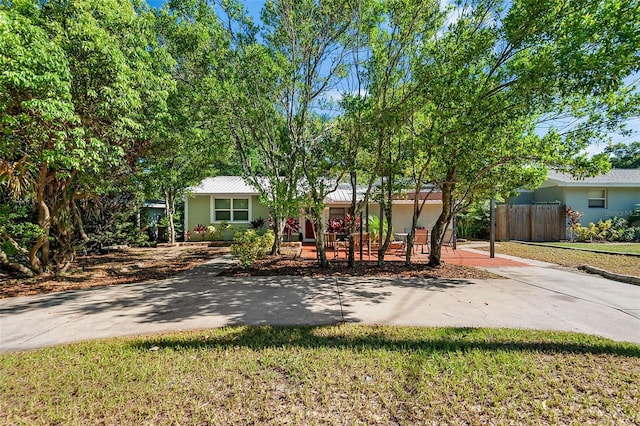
214, 198, 250, 222
587, 190, 606, 208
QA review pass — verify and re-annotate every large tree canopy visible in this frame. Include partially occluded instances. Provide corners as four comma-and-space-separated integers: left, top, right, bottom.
140, 0, 235, 244
599, 141, 640, 169
0, 0, 170, 276
1, 0, 638, 276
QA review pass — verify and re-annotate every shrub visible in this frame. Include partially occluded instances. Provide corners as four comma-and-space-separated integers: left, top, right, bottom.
213, 221, 233, 240
206, 225, 216, 240
629, 204, 640, 226
604, 217, 628, 241
230, 229, 274, 268
250, 217, 266, 231
457, 201, 490, 239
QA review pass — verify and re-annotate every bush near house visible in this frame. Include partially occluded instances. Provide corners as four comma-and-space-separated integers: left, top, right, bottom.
230, 229, 275, 268
570, 216, 640, 243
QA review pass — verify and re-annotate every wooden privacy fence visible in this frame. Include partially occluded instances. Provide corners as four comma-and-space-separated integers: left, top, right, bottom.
496, 204, 566, 242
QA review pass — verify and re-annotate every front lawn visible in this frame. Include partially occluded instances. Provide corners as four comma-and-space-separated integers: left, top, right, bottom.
484, 242, 640, 277
538, 242, 640, 255
1, 325, 639, 424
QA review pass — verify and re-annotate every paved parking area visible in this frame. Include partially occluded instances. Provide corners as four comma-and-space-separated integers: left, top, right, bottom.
2, 254, 639, 352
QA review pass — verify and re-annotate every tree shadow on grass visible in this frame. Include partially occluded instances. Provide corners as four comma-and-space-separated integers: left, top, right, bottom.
129, 324, 640, 358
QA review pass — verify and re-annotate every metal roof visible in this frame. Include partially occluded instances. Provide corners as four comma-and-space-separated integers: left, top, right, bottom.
546, 169, 640, 187
324, 183, 366, 203
190, 177, 444, 205
189, 176, 260, 195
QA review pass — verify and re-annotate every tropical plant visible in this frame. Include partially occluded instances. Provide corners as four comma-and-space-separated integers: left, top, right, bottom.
213, 221, 233, 240
283, 218, 300, 242
566, 207, 584, 242
367, 215, 392, 245
326, 218, 347, 234
629, 204, 640, 226
250, 217, 266, 230
456, 202, 491, 240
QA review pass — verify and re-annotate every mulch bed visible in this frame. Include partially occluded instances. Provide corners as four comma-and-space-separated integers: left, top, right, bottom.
1, 246, 500, 299
221, 256, 500, 279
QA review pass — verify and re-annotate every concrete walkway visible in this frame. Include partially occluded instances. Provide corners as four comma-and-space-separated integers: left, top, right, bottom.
1, 254, 639, 353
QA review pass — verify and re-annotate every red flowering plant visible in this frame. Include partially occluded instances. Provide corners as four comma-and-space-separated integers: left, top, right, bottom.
193, 223, 207, 241
283, 217, 300, 241
326, 215, 361, 234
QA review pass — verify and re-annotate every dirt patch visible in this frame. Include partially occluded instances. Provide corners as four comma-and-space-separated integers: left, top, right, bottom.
222, 256, 500, 279
0, 244, 229, 299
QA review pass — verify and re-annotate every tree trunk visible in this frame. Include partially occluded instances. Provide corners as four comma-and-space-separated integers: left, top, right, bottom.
271, 217, 285, 255
72, 198, 89, 241
313, 215, 330, 267
0, 249, 34, 277
429, 172, 455, 267
164, 189, 176, 244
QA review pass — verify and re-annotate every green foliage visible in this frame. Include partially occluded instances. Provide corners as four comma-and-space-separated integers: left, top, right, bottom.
367, 215, 392, 244
140, 0, 236, 244
212, 221, 233, 241
571, 217, 639, 243
230, 229, 274, 268
602, 142, 640, 169
0, 202, 45, 266
456, 202, 491, 239
629, 204, 640, 226
74, 193, 153, 252
0, 0, 171, 274
206, 225, 216, 240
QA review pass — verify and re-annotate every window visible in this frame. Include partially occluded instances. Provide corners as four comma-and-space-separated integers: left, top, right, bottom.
329, 207, 346, 219
214, 198, 250, 222
587, 190, 606, 208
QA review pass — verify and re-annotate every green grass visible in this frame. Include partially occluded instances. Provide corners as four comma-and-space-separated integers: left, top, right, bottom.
537, 242, 640, 255
485, 242, 640, 277
2, 325, 639, 424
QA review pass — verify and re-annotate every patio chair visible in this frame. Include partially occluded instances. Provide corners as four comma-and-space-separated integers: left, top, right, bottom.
353, 232, 371, 260
324, 233, 339, 259
414, 229, 429, 254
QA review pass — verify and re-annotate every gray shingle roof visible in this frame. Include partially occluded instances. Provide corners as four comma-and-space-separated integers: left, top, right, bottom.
546, 169, 640, 187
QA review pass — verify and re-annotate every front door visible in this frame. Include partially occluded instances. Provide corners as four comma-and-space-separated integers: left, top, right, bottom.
304, 219, 315, 241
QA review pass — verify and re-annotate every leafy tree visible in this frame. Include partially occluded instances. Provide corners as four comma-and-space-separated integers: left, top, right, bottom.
223, 0, 355, 255
0, 0, 169, 276
601, 142, 640, 169
142, 0, 234, 244
339, 0, 443, 266
406, 0, 639, 266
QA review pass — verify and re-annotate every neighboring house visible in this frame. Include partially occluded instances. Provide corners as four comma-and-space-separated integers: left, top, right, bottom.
140, 200, 167, 241
184, 176, 444, 242
508, 169, 640, 226
141, 201, 166, 227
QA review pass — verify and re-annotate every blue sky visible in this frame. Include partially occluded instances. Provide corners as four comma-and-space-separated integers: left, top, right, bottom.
145, 0, 637, 154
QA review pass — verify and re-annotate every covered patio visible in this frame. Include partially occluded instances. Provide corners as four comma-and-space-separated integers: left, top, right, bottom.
298, 243, 528, 267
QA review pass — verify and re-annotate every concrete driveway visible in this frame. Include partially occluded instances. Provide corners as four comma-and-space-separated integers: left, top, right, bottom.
1, 255, 639, 352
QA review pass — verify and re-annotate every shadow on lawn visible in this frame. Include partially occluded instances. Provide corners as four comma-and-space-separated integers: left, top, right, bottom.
130, 324, 640, 358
